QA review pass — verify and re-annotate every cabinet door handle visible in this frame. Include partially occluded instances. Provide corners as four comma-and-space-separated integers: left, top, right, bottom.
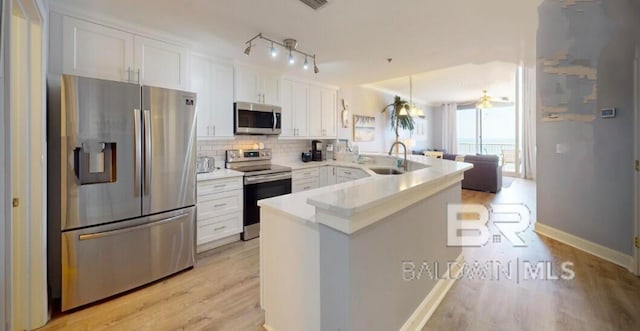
127, 67, 132, 82
137, 68, 141, 84
213, 125, 216, 136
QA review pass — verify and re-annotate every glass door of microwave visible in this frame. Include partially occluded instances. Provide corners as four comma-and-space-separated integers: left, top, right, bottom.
237, 110, 281, 129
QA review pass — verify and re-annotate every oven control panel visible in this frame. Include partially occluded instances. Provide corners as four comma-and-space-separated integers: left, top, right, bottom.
226, 149, 272, 163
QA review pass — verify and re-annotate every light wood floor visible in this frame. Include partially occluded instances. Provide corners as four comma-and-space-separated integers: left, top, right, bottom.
38, 179, 640, 331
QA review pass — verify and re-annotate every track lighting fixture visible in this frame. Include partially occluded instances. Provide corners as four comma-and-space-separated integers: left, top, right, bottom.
244, 33, 319, 74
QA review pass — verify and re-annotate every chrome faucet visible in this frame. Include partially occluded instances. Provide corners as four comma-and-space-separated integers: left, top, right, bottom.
388, 141, 408, 171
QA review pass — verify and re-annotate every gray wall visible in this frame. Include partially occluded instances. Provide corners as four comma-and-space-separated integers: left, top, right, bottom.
536, 0, 640, 255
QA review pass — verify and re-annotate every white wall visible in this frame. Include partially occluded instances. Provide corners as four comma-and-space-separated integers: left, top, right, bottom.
337, 86, 391, 153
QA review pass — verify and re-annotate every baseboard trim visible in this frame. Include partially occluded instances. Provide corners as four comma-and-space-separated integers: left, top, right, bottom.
400, 253, 464, 331
534, 222, 635, 272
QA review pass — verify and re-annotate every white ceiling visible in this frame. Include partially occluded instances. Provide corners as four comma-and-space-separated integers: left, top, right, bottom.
51, 0, 541, 87
366, 61, 518, 106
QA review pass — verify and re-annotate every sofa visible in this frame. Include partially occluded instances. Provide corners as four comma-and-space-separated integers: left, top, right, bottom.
443, 153, 502, 193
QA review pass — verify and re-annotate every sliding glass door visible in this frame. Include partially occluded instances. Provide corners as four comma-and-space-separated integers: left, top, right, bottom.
456, 106, 520, 177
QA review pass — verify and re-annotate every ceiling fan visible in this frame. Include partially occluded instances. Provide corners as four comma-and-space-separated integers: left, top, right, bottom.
472, 90, 512, 109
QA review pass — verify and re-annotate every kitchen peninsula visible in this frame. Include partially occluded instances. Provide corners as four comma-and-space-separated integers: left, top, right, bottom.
258, 155, 472, 331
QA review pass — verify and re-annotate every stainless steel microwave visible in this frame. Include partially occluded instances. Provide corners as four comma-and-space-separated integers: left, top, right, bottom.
234, 102, 282, 135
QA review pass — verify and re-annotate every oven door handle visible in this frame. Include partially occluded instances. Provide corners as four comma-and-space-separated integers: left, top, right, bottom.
244, 173, 292, 185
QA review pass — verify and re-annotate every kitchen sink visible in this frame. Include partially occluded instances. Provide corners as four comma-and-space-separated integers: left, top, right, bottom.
369, 167, 404, 175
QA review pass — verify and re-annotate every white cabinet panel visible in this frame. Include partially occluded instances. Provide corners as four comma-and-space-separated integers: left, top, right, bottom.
62, 16, 134, 82
211, 63, 235, 137
235, 66, 280, 105
280, 79, 296, 137
321, 88, 337, 138
308, 86, 323, 137
293, 82, 309, 137
262, 73, 280, 105
134, 36, 188, 90
292, 167, 320, 180
235, 67, 261, 103
197, 212, 242, 245
191, 56, 234, 138
292, 178, 320, 193
191, 56, 213, 137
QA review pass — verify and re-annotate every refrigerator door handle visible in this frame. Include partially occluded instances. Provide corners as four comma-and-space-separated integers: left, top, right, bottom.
143, 109, 152, 195
133, 109, 141, 196
78, 213, 186, 241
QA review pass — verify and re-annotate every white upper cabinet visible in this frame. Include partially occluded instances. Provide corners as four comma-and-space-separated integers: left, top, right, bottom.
61, 16, 188, 90
280, 78, 337, 139
321, 88, 338, 138
190, 55, 234, 139
235, 66, 280, 105
134, 36, 188, 90
62, 16, 134, 82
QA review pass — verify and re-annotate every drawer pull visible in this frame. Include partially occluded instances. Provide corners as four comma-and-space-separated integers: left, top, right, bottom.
214, 203, 227, 208
344, 171, 352, 175
214, 226, 227, 231
213, 184, 226, 188
303, 186, 311, 190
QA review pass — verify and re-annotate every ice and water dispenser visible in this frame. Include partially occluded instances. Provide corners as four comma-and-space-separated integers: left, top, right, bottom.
74, 141, 117, 185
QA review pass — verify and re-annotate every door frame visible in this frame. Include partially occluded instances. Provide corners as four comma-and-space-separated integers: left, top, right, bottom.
634, 45, 640, 275
1, 0, 9, 329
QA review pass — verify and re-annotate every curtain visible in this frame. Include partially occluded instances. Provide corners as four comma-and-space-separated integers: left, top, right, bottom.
522, 66, 537, 179
442, 103, 458, 154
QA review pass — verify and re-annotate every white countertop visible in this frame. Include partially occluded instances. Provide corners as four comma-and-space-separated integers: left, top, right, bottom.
196, 168, 244, 181
260, 154, 472, 225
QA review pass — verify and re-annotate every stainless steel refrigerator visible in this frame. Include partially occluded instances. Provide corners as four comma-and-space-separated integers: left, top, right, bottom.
47, 74, 197, 311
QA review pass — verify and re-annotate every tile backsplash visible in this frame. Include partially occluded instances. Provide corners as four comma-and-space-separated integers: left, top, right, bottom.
197, 136, 314, 165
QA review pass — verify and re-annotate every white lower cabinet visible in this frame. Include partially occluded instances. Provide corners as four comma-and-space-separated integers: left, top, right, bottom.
292, 168, 320, 193
297, 166, 369, 190
196, 177, 243, 249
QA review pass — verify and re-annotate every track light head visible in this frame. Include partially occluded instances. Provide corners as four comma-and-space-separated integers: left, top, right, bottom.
244, 45, 251, 56
303, 56, 309, 70
270, 42, 277, 57
313, 58, 319, 74
288, 50, 295, 64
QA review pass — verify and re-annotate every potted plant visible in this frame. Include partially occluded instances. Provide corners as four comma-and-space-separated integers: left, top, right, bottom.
382, 95, 415, 143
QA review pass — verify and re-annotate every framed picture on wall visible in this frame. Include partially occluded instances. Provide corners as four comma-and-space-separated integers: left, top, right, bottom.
353, 115, 375, 142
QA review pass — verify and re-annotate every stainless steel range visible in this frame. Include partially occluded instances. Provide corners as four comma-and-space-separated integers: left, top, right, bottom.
226, 149, 292, 240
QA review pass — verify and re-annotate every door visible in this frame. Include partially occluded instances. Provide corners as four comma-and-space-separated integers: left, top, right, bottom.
142, 86, 197, 215
262, 73, 280, 105
62, 16, 134, 82
211, 62, 234, 137
61, 208, 195, 311
322, 88, 337, 137
135, 36, 188, 90
308, 85, 323, 137
235, 66, 260, 103
293, 82, 309, 136
190, 55, 213, 138
280, 79, 295, 137
55, 75, 142, 230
